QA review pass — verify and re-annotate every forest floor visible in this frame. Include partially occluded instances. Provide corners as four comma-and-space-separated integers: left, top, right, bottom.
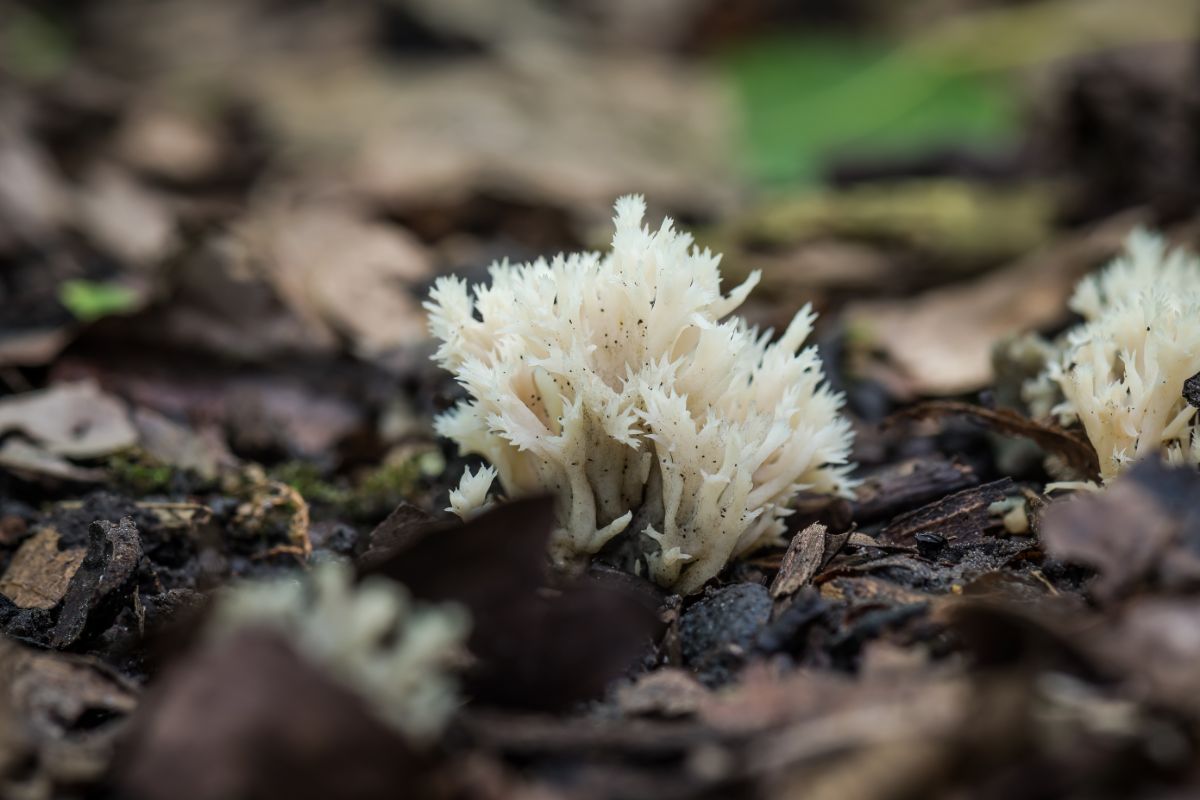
2, 2, 1200, 799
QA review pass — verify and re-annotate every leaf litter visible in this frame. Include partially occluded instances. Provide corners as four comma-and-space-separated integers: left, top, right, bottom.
2, 2, 1200, 799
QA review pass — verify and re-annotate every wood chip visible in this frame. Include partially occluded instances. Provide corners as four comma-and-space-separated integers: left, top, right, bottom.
770, 523, 828, 599
877, 479, 1016, 546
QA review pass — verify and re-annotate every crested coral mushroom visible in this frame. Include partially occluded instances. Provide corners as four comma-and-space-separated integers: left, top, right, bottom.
207, 561, 468, 743
426, 195, 855, 594
1029, 229, 1200, 482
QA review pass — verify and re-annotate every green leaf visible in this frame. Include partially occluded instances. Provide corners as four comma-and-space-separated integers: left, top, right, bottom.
1, 7, 72, 81
58, 280, 141, 323
719, 34, 1017, 185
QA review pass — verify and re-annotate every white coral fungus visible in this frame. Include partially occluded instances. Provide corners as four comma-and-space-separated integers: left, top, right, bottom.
207, 561, 469, 743
1036, 229, 1200, 481
447, 464, 498, 519
426, 195, 855, 594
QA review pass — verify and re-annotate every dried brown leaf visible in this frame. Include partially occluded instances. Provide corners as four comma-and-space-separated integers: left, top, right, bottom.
0, 381, 138, 460
0, 529, 85, 610
770, 523, 828, 599
844, 211, 1143, 394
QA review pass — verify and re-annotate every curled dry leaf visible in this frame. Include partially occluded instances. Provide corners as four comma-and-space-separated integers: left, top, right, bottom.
0, 440, 107, 484
889, 401, 1100, 481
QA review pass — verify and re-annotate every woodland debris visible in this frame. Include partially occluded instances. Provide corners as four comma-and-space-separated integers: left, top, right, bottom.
0, 528, 85, 610
52, 518, 143, 649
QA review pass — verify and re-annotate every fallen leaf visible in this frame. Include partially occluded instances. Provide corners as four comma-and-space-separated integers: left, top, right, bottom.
75, 165, 177, 268
1100, 597, 1200, 713
0, 104, 72, 247
770, 524, 828, 599
131, 408, 237, 481
0, 528, 85, 610
844, 211, 1144, 395
1040, 458, 1200, 601
0, 439, 106, 484
1, 637, 139, 793
116, 629, 425, 800
242, 202, 433, 358
0, 381, 138, 459
361, 496, 663, 711
114, 103, 226, 184
0, 327, 74, 369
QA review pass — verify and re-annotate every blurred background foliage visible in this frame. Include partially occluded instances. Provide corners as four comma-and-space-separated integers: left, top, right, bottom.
722, 33, 1016, 184
0, 0, 1197, 414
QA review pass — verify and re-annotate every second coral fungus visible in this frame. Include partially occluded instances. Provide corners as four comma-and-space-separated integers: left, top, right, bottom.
1029, 229, 1200, 482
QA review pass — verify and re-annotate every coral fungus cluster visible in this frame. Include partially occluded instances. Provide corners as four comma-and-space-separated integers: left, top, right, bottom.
207, 561, 468, 742
1028, 229, 1200, 481
427, 196, 855, 593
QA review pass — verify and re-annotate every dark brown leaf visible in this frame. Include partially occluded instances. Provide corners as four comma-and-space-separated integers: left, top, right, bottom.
116, 629, 427, 800
360, 497, 663, 711
0, 528, 85, 610
1041, 458, 1200, 601
358, 502, 441, 567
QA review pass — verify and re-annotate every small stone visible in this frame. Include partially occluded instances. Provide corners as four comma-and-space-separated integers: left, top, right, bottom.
679, 583, 771, 686
915, 531, 948, 559
1184, 372, 1200, 410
